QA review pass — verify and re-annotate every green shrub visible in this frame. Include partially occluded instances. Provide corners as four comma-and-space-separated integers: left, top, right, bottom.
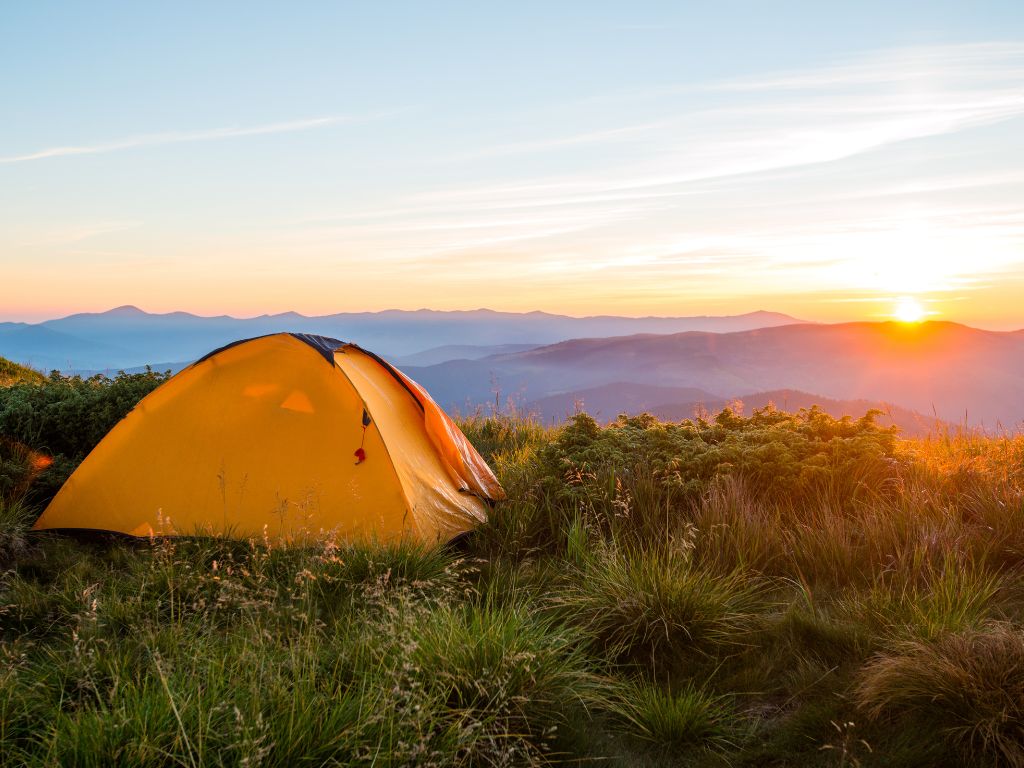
541, 407, 898, 510
504, 407, 902, 555
0, 369, 168, 504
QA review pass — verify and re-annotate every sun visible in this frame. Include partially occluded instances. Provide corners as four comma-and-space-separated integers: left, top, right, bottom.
893, 296, 926, 323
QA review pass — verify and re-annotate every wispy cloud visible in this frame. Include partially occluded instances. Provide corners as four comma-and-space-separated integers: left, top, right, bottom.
0, 112, 399, 165
706, 42, 1024, 92
9, 41, 1023, 323
412, 43, 1024, 215
447, 120, 668, 161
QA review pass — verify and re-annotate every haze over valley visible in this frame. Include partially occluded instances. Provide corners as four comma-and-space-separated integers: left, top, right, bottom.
3, 306, 1021, 432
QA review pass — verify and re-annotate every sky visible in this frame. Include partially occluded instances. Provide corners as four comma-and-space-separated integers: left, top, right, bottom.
3, 1, 1024, 327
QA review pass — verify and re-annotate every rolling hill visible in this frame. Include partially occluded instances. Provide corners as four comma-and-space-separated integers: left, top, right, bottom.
0, 323, 134, 373
2, 306, 803, 372
6, 310, 1022, 429
392, 343, 541, 367
406, 322, 1024, 428
0, 356, 46, 387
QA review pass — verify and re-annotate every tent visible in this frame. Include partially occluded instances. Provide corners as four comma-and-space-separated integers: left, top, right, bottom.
33, 333, 504, 542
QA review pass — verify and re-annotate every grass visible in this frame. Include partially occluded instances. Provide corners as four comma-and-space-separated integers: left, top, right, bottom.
552, 544, 763, 668
0, 358, 44, 387
1, 402, 1023, 766
856, 623, 1024, 767
612, 681, 737, 756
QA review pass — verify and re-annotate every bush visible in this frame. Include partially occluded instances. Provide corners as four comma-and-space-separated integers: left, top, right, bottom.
0, 368, 168, 504
528, 407, 900, 548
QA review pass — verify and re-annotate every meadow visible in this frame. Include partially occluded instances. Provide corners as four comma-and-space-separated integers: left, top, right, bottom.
1, 363, 1023, 767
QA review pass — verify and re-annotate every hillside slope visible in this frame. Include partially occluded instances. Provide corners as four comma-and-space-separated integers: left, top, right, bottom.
0, 356, 45, 386
407, 322, 1024, 427
1, 306, 803, 371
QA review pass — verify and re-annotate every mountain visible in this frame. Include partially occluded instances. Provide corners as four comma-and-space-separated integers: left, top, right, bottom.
525, 383, 721, 422
0, 323, 135, 372
7, 310, 1019, 428
393, 343, 541, 367
0, 306, 804, 372
405, 322, 1024, 428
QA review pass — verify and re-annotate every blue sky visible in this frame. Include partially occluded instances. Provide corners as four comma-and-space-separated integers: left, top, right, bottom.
3, 2, 1024, 326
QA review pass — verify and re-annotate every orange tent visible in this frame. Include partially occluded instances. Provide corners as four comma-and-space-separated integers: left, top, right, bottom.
34, 334, 504, 542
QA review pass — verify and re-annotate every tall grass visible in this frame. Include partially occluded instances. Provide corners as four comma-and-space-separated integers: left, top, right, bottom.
552, 543, 764, 668
856, 623, 1024, 766
1, 405, 1023, 766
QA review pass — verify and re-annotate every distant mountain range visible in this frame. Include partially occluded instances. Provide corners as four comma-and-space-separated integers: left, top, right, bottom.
404, 322, 1024, 429
0, 306, 802, 372
393, 343, 541, 368
3, 307, 1022, 432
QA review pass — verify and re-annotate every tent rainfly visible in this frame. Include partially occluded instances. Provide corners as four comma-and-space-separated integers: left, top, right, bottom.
33, 333, 505, 542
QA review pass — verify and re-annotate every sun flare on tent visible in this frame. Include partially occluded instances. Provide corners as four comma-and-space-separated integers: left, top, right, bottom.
893, 296, 926, 323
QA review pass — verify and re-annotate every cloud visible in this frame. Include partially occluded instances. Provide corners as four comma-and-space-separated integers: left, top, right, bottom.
411, 43, 1024, 213
0, 112, 399, 164
446, 120, 669, 161
14, 42, 1019, 321
705, 42, 1024, 92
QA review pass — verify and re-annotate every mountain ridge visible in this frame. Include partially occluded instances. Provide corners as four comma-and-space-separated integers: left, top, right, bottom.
404, 321, 1024, 428
2, 306, 807, 371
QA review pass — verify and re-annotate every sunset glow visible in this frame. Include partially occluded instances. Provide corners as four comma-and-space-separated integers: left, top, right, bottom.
1, 6, 1023, 328
893, 296, 927, 323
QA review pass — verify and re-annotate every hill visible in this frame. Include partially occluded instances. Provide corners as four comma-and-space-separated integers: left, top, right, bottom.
0, 323, 134, 373
393, 342, 541, 367
407, 321, 1024, 428
0, 306, 804, 372
524, 382, 721, 422
2, 407, 1023, 766
0, 356, 45, 386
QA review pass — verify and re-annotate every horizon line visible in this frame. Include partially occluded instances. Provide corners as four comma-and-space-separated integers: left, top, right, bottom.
5, 303, 803, 324
4, 303, 1023, 334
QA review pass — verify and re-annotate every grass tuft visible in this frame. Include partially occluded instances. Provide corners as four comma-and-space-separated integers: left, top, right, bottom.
613, 680, 736, 756
856, 623, 1024, 767
554, 544, 764, 667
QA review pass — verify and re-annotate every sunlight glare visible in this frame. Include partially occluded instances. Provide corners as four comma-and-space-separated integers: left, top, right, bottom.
893, 296, 926, 323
